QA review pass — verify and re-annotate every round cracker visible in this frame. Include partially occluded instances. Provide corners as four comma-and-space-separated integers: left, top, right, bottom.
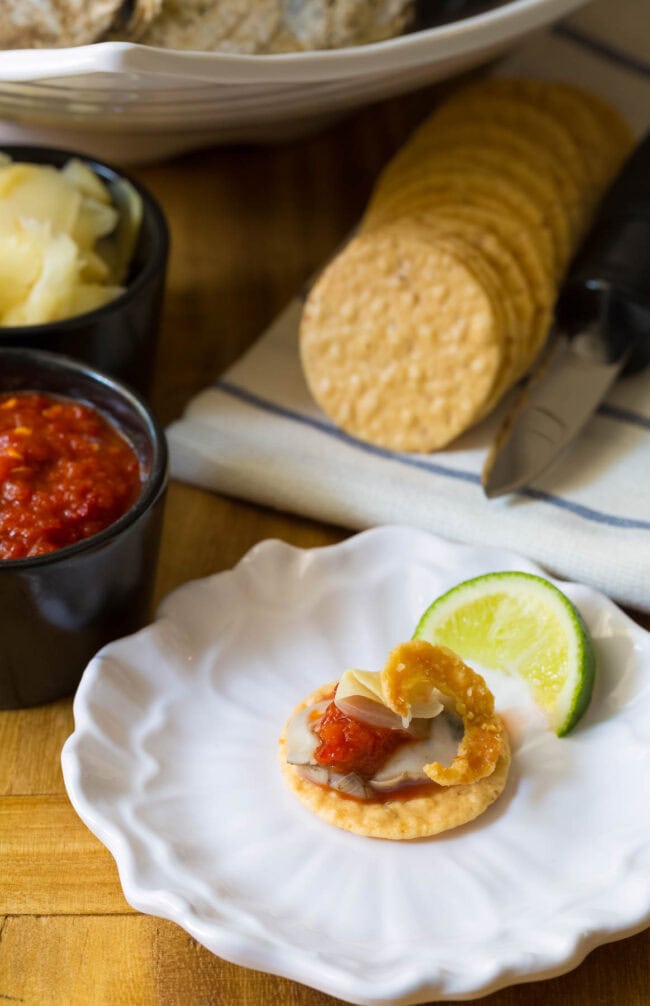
380, 117, 585, 211
364, 193, 552, 308
364, 166, 557, 288
300, 225, 504, 452
370, 125, 580, 275
363, 185, 556, 340
430, 85, 596, 200
367, 212, 531, 400
469, 78, 634, 193
381, 145, 572, 278
278, 683, 511, 840
427, 215, 536, 400
361, 203, 553, 406
564, 84, 635, 159
409, 226, 518, 408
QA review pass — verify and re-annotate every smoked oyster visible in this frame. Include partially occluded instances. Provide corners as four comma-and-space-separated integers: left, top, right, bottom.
279, 640, 510, 840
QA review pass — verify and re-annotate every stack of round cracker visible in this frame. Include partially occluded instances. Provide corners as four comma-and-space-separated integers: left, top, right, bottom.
300, 78, 634, 453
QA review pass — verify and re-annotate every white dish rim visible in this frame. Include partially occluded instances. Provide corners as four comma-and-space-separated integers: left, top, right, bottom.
1, 0, 585, 84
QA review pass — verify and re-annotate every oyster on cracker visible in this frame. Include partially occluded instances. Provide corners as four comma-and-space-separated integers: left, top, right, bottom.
279, 641, 511, 840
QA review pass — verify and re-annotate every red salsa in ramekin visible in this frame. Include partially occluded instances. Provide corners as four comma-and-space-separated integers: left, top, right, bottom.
0, 391, 143, 559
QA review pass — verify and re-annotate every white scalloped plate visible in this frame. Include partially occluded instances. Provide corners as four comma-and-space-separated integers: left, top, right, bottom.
62, 526, 650, 1005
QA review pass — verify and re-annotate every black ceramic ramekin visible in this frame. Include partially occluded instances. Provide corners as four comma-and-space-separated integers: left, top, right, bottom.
0, 348, 168, 709
0, 145, 169, 395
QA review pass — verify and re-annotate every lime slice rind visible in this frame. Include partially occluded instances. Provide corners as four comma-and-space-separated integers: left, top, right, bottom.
413, 571, 596, 736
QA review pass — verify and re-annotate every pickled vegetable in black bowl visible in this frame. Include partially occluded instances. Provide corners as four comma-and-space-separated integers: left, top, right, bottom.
0, 146, 168, 396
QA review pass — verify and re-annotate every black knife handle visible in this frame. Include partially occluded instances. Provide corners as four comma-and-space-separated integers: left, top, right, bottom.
597, 130, 650, 227
555, 131, 650, 371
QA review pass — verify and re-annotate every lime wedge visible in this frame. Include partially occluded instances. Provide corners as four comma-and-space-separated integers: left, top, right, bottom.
413, 572, 596, 736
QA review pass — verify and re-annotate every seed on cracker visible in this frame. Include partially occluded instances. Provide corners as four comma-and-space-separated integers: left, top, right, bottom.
300, 225, 505, 452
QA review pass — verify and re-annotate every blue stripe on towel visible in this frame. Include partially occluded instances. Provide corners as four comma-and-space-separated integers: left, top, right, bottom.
552, 23, 650, 78
521, 488, 650, 528
217, 380, 479, 485
215, 380, 650, 531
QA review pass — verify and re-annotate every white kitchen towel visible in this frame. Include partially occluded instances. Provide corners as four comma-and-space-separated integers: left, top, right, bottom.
167, 0, 650, 612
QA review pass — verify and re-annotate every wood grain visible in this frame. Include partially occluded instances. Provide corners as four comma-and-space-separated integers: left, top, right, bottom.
0, 82, 648, 1006
0, 796, 131, 915
0, 699, 72, 796
2, 914, 650, 1006
0, 915, 347, 1006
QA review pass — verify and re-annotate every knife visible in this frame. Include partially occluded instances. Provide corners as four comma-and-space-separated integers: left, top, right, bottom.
482, 130, 650, 498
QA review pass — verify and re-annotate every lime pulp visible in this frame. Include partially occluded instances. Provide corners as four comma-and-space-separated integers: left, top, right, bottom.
414, 571, 596, 736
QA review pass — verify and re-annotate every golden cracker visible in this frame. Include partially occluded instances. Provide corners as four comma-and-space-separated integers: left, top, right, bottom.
278, 683, 511, 840
364, 178, 556, 297
364, 193, 552, 311
364, 183, 556, 388
364, 205, 553, 402
377, 145, 572, 277
400, 223, 518, 403
429, 85, 597, 201
300, 226, 504, 452
364, 165, 557, 287
381, 116, 585, 204
471, 78, 634, 194
429, 215, 538, 395
566, 85, 636, 157
371, 119, 584, 268
373, 214, 531, 400
363, 201, 553, 388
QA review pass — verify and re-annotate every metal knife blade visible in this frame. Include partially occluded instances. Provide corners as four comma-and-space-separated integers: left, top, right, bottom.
482, 332, 626, 498
482, 129, 650, 498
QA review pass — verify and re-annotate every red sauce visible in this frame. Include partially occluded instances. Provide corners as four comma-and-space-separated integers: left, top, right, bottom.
313, 700, 413, 778
0, 392, 142, 559
331, 779, 442, 805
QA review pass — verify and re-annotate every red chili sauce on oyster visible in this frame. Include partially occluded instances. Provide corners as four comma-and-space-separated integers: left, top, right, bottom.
287, 682, 463, 802
0, 391, 142, 559
313, 699, 413, 778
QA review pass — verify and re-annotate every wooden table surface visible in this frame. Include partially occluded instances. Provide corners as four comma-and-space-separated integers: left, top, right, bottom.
1, 86, 649, 1006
